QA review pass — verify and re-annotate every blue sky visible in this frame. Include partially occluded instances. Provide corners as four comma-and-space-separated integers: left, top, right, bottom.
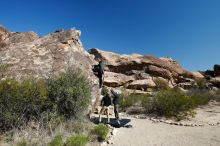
0, 0, 220, 71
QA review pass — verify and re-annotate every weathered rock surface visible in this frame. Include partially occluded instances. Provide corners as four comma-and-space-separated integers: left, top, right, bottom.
127, 79, 156, 91
191, 71, 204, 79
104, 71, 135, 87
0, 26, 90, 78
0, 25, 100, 109
89, 48, 185, 79
88, 48, 188, 89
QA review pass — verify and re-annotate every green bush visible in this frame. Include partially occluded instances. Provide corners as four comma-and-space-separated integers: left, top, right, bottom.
48, 69, 91, 119
48, 135, 63, 146
187, 88, 215, 105
16, 139, 28, 146
0, 78, 48, 131
0, 68, 92, 132
93, 124, 109, 141
194, 78, 207, 89
143, 89, 196, 119
153, 78, 170, 90
120, 93, 148, 111
66, 134, 89, 146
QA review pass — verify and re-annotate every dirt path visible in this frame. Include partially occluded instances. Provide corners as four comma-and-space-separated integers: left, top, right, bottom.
107, 102, 220, 146
110, 118, 220, 146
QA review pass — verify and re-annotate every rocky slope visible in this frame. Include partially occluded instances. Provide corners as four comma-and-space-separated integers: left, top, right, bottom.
0, 25, 101, 107
88, 48, 220, 91
0, 25, 219, 103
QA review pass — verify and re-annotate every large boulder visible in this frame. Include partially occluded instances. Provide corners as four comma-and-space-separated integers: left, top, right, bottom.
88, 48, 186, 80
127, 78, 156, 91
191, 71, 204, 79
103, 71, 135, 87
0, 25, 100, 110
214, 64, 220, 76
0, 26, 90, 78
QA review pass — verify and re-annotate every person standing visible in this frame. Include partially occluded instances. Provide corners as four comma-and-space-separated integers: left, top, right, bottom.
99, 87, 112, 123
111, 89, 120, 124
97, 59, 104, 88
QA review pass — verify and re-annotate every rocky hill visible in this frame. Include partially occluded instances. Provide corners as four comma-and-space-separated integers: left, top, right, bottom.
0, 25, 101, 107
0, 25, 219, 100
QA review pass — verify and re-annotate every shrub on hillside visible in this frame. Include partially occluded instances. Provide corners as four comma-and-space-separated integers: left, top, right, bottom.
153, 78, 170, 90
193, 78, 208, 89
16, 139, 28, 146
92, 124, 109, 142
65, 134, 89, 146
143, 88, 196, 119
0, 68, 92, 133
187, 88, 215, 105
47, 69, 91, 119
48, 135, 63, 146
0, 78, 48, 132
120, 92, 148, 111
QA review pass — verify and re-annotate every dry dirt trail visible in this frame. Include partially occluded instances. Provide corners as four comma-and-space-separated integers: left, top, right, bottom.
107, 102, 220, 146
110, 118, 220, 146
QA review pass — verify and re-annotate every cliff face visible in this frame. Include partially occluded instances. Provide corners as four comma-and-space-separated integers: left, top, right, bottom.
0, 25, 94, 79
88, 48, 188, 90
0, 26, 101, 107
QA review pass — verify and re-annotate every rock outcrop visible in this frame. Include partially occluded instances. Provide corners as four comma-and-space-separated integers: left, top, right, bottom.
0, 26, 91, 78
88, 48, 189, 90
0, 25, 219, 98
0, 25, 100, 109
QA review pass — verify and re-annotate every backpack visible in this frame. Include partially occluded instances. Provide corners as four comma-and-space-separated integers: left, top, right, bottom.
93, 62, 104, 74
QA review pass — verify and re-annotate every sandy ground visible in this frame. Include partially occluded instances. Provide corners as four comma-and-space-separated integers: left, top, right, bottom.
105, 101, 220, 146
110, 118, 220, 146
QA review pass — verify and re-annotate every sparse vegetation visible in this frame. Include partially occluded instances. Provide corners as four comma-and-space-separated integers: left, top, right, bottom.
93, 124, 109, 141
48, 135, 63, 146
187, 88, 214, 105
193, 78, 208, 89
47, 69, 91, 119
153, 78, 170, 90
0, 68, 94, 146
144, 88, 196, 119
65, 134, 89, 146
0, 78, 48, 132
16, 139, 28, 146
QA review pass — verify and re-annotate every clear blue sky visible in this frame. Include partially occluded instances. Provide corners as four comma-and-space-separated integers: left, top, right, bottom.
1, 0, 220, 71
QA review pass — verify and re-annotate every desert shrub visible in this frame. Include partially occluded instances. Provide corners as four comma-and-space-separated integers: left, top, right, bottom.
48, 135, 63, 146
153, 78, 170, 90
120, 92, 148, 111
47, 69, 91, 119
93, 124, 109, 141
16, 139, 28, 146
144, 89, 195, 118
0, 78, 48, 131
194, 78, 207, 89
187, 88, 215, 105
65, 134, 89, 146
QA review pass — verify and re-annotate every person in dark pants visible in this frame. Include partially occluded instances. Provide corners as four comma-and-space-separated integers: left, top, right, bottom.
111, 89, 120, 124
99, 88, 112, 123
98, 60, 104, 88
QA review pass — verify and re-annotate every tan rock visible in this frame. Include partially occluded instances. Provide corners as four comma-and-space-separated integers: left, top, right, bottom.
127, 79, 156, 91
88, 48, 185, 80
191, 72, 204, 79
104, 71, 135, 87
